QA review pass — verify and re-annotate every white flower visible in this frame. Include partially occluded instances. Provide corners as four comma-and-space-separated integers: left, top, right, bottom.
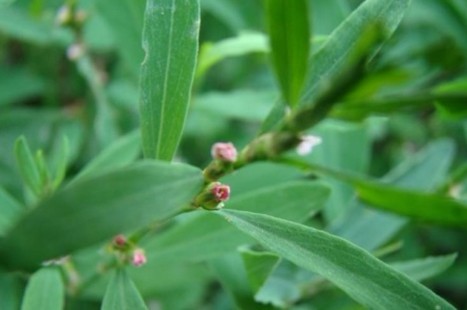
296, 135, 322, 156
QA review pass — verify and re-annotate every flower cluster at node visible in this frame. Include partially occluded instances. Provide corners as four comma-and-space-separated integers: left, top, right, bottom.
110, 234, 147, 268
211, 142, 237, 162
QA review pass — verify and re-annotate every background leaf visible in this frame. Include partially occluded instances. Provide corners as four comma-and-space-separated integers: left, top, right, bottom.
140, 0, 200, 160
354, 180, 467, 227
219, 209, 455, 309
391, 254, 457, 282
0, 161, 203, 270
265, 0, 310, 107
101, 269, 147, 310
21, 267, 64, 310
14, 136, 42, 197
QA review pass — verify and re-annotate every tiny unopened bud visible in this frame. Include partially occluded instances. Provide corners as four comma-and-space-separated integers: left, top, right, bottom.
66, 43, 85, 61
211, 182, 230, 202
132, 249, 147, 267
56, 5, 72, 25
211, 142, 237, 162
296, 135, 322, 156
113, 234, 126, 247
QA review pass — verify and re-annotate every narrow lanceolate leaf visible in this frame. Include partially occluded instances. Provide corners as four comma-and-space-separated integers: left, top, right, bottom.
261, 0, 410, 132
21, 267, 64, 310
355, 180, 467, 227
391, 254, 457, 282
265, 0, 310, 107
219, 210, 455, 310
300, 0, 410, 105
140, 0, 200, 160
14, 136, 42, 197
102, 269, 147, 310
0, 161, 203, 271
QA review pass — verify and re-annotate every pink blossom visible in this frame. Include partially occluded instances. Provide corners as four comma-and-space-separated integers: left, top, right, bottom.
211, 142, 237, 162
211, 182, 230, 202
132, 249, 147, 267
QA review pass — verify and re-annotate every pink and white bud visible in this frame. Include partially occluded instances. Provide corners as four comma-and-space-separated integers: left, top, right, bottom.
66, 43, 85, 61
113, 234, 126, 247
211, 142, 237, 162
211, 182, 230, 202
296, 135, 322, 156
132, 249, 147, 267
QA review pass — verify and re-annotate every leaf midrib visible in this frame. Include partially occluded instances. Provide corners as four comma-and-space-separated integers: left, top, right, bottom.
156, 0, 176, 158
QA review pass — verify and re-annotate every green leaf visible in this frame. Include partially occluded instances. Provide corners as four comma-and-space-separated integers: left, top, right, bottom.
196, 32, 269, 79
300, 0, 410, 106
140, 0, 200, 160
219, 210, 455, 310
21, 267, 64, 310
144, 181, 330, 264
391, 254, 457, 282
239, 247, 280, 293
265, 0, 310, 107
261, 0, 410, 131
0, 272, 24, 310
210, 254, 275, 310
0, 187, 24, 236
14, 136, 42, 197
102, 269, 147, 310
329, 139, 456, 251
0, 161, 203, 270
354, 179, 467, 227
71, 131, 140, 184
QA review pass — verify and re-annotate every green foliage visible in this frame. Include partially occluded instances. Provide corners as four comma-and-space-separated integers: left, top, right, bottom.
1, 0, 466, 308
265, 0, 310, 107
218, 209, 455, 309
140, 0, 200, 160
101, 269, 147, 310
21, 267, 64, 310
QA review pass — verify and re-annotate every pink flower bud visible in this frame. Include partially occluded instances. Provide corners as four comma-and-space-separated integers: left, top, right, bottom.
113, 234, 126, 247
211, 142, 237, 162
296, 135, 322, 156
211, 182, 230, 202
132, 249, 147, 267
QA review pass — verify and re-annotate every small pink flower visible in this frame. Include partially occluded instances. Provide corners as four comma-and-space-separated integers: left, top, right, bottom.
296, 135, 322, 156
211, 182, 230, 202
211, 142, 237, 162
132, 249, 147, 267
113, 234, 126, 247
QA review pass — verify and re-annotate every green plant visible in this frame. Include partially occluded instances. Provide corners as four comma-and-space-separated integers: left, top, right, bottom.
0, 0, 466, 309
